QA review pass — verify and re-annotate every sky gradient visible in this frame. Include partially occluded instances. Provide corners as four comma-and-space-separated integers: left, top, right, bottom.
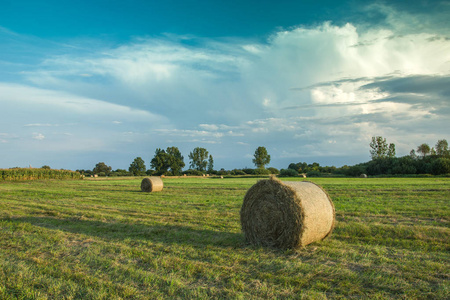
1, 0, 449, 171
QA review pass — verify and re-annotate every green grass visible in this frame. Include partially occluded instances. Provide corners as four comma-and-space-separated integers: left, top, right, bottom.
0, 177, 449, 299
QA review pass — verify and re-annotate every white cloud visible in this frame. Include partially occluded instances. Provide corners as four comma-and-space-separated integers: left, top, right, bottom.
199, 124, 219, 131
24, 123, 55, 127
33, 133, 45, 140
0, 83, 169, 122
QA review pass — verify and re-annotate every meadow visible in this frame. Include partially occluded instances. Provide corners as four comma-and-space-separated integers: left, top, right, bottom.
0, 177, 448, 299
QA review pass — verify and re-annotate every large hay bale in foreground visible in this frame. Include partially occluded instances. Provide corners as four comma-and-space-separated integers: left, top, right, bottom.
141, 177, 164, 192
240, 178, 335, 249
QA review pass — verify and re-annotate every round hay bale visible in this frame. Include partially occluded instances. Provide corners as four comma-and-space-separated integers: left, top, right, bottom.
360, 174, 368, 178
240, 177, 335, 249
141, 177, 164, 192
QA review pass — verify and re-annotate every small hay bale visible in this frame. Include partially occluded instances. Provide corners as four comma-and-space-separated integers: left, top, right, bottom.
360, 174, 368, 178
240, 177, 335, 249
141, 177, 164, 192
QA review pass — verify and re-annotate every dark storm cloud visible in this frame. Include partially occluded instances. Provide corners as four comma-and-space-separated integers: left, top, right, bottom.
360, 74, 450, 97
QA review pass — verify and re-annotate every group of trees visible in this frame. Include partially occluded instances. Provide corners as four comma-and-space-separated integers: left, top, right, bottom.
411, 139, 449, 158
369, 136, 396, 159
151, 147, 186, 175
365, 138, 449, 176
281, 137, 450, 177
78, 146, 273, 177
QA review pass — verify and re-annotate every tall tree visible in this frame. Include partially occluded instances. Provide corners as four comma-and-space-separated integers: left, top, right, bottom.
189, 147, 209, 171
253, 146, 271, 169
93, 162, 112, 175
150, 148, 170, 175
207, 154, 214, 173
129, 157, 146, 175
417, 143, 431, 158
166, 146, 185, 175
387, 143, 396, 158
370, 136, 395, 159
435, 139, 449, 157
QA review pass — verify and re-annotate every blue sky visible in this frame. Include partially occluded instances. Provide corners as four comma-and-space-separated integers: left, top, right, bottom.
1, 0, 449, 171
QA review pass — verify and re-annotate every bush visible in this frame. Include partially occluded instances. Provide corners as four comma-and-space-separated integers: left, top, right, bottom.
306, 171, 321, 177
241, 168, 255, 175
279, 169, 298, 177
183, 169, 204, 176
267, 167, 279, 175
254, 168, 271, 175
431, 158, 450, 175
217, 169, 230, 176
344, 165, 367, 177
231, 169, 246, 176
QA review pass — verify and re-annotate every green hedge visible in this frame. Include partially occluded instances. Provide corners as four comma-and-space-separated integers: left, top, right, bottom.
0, 168, 81, 181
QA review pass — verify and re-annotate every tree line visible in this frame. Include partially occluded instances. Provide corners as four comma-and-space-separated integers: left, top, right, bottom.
76, 137, 449, 177
281, 137, 449, 177
77, 146, 273, 177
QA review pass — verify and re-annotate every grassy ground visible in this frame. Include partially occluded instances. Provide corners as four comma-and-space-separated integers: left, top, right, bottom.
0, 177, 448, 299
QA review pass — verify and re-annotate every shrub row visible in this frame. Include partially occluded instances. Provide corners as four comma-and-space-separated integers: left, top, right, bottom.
0, 168, 81, 181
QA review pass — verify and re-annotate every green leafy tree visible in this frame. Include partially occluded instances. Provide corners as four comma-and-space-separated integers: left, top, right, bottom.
431, 148, 437, 156
370, 136, 395, 159
388, 143, 396, 158
93, 162, 112, 175
435, 139, 449, 157
150, 148, 171, 175
207, 155, 214, 173
189, 147, 209, 171
166, 146, 185, 175
129, 157, 146, 175
252, 146, 271, 169
41, 165, 51, 169
431, 158, 450, 175
417, 143, 431, 158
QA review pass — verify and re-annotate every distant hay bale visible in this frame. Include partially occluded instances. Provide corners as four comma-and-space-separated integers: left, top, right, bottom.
240, 177, 335, 249
360, 174, 368, 178
141, 177, 164, 192
301, 173, 307, 178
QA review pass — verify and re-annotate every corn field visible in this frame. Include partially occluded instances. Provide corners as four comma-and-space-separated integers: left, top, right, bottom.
0, 168, 81, 181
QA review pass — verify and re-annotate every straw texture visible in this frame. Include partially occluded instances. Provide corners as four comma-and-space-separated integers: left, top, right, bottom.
141, 177, 164, 192
240, 177, 335, 249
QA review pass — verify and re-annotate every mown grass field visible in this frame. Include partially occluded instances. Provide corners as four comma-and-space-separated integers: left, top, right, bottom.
0, 177, 449, 299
